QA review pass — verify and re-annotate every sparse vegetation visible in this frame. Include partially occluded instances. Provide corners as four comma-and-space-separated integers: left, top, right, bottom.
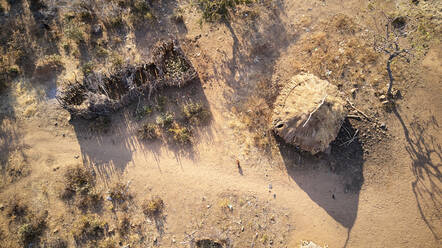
137, 122, 160, 140
62, 166, 95, 199
183, 102, 210, 125
196, 0, 255, 22
168, 123, 192, 144
89, 115, 112, 133
142, 196, 164, 218
18, 214, 47, 246
156, 112, 175, 128
109, 182, 132, 204
72, 214, 107, 243
82, 61, 95, 76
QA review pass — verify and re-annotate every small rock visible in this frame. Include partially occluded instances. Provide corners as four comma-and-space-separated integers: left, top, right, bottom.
241, 226, 245, 232
106, 196, 113, 201
62, 133, 65, 137
380, 123, 387, 130
207, 204, 211, 209
351, 88, 357, 98
393, 89, 402, 99
74, 155, 79, 159
273, 194, 276, 199
268, 184, 273, 190
379, 95, 387, 101
53, 229, 59, 234
202, 196, 206, 201
0, 204, 4, 211
54, 122, 58, 126
92, 24, 102, 35
227, 204, 233, 211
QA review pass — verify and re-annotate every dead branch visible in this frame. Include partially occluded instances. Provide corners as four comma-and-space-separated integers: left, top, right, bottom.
303, 94, 327, 127
346, 99, 371, 121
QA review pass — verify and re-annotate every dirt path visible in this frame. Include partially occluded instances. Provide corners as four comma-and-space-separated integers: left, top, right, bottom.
0, 0, 441, 247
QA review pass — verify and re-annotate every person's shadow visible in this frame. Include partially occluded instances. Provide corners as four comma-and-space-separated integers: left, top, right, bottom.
276, 119, 364, 246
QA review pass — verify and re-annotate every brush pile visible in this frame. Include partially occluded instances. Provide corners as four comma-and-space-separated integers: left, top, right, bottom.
57, 40, 197, 119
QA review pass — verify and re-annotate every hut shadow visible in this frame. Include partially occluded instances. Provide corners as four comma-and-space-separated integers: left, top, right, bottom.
393, 107, 441, 240
276, 119, 364, 245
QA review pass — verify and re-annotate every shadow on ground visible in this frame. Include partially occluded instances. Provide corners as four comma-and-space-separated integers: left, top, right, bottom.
393, 107, 441, 240
70, 76, 212, 182
276, 119, 364, 245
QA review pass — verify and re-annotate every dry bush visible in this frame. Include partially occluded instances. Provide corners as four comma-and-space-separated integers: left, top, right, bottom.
156, 112, 174, 128
18, 213, 47, 246
137, 123, 160, 140
196, 0, 256, 22
168, 123, 192, 144
183, 102, 210, 125
72, 214, 107, 243
109, 182, 132, 204
117, 216, 130, 237
63, 166, 95, 198
142, 196, 164, 218
44, 237, 68, 248
6, 197, 28, 222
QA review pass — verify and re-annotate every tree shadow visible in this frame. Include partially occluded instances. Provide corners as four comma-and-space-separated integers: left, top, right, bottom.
276, 119, 364, 246
392, 106, 441, 240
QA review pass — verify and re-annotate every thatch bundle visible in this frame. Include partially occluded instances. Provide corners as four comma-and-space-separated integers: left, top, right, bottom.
272, 73, 347, 154
57, 40, 197, 119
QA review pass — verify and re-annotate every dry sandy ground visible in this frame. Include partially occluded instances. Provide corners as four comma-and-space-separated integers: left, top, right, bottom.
0, 0, 441, 247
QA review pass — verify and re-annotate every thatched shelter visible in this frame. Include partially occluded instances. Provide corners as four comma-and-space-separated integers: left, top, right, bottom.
272, 73, 347, 154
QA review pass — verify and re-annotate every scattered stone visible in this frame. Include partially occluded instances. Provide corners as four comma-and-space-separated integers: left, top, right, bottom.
74, 155, 79, 159
54, 122, 58, 126
207, 204, 211, 209
106, 196, 112, 201
379, 94, 387, 101
241, 226, 245, 232
0, 204, 4, 211
268, 184, 273, 190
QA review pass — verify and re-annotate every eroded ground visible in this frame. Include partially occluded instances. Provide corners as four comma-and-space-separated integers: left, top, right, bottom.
0, 0, 441, 247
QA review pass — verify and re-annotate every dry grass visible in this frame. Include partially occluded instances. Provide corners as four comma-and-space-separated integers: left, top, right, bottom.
142, 196, 164, 218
